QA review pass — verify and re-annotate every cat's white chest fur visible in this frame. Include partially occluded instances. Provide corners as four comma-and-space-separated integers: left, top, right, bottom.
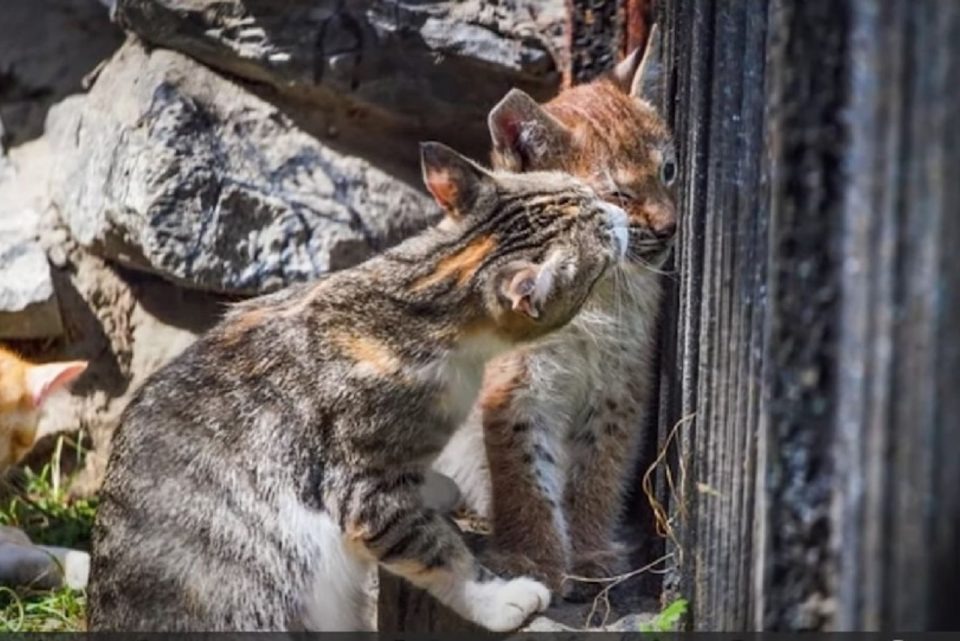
416, 333, 510, 428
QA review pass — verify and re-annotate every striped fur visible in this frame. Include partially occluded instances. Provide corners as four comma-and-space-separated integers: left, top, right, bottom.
433, 28, 678, 597
87, 143, 627, 631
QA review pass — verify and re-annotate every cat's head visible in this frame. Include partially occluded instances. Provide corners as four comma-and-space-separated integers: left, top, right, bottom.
0, 348, 87, 469
488, 25, 676, 267
418, 142, 627, 341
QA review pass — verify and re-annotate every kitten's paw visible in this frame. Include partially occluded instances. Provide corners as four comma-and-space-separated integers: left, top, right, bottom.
467, 576, 551, 632
564, 546, 630, 602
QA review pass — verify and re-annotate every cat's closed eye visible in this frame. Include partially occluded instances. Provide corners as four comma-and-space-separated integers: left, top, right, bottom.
603, 187, 638, 203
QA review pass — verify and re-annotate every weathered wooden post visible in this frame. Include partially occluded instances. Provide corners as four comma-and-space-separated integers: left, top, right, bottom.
658, 0, 960, 630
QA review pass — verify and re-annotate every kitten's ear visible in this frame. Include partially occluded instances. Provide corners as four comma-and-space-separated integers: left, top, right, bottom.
488, 89, 572, 171
25, 361, 87, 408
497, 260, 559, 321
613, 24, 665, 108
420, 142, 491, 218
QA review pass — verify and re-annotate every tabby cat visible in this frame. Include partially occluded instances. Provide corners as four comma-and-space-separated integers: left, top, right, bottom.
432, 26, 677, 595
0, 347, 87, 469
88, 142, 628, 631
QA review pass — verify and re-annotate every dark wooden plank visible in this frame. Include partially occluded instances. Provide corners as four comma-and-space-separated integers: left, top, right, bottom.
658, 0, 960, 631
656, 0, 770, 631
832, 0, 960, 630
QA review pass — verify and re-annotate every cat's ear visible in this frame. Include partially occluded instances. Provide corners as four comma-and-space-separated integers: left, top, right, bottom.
25, 361, 87, 408
488, 89, 572, 171
420, 142, 492, 218
497, 259, 560, 321
612, 23, 664, 108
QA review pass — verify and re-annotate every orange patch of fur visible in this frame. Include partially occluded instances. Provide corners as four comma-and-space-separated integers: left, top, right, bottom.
332, 332, 402, 376
410, 235, 497, 293
220, 307, 268, 345
0, 347, 30, 413
0, 348, 46, 467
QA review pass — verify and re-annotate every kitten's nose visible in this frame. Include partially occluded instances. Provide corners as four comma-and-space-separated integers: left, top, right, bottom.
646, 201, 677, 240
654, 219, 677, 240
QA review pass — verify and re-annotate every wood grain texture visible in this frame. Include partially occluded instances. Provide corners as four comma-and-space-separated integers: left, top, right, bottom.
656, 0, 960, 631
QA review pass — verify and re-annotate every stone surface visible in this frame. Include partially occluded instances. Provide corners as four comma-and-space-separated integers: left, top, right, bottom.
0, 525, 90, 590
0, 119, 66, 338
113, 0, 564, 150
0, 220, 62, 339
46, 39, 438, 295
23, 205, 228, 492
0, 205, 62, 338
0, 0, 122, 146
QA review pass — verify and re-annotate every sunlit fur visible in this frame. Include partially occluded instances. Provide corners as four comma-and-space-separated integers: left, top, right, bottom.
87, 143, 628, 632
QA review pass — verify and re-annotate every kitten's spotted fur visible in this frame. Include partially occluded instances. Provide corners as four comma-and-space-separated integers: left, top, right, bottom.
88, 143, 628, 631
433, 26, 677, 595
0, 347, 87, 470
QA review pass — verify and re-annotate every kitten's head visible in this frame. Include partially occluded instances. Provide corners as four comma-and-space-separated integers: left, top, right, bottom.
419, 142, 627, 341
0, 348, 87, 469
488, 25, 676, 267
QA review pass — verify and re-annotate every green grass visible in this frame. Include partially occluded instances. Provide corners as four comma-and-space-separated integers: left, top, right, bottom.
0, 436, 95, 631
638, 597, 688, 633
0, 585, 86, 632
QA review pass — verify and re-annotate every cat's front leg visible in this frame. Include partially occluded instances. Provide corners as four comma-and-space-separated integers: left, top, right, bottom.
563, 379, 649, 600
481, 370, 571, 593
337, 471, 550, 632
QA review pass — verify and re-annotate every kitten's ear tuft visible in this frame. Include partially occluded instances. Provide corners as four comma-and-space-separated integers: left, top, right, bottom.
613, 24, 665, 108
612, 46, 642, 91
488, 89, 571, 171
25, 361, 88, 408
420, 142, 490, 218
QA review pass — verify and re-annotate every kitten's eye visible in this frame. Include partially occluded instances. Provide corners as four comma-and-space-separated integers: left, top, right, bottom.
660, 159, 677, 186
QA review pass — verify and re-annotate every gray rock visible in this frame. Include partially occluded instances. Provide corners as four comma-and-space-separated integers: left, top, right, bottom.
0, 526, 89, 590
112, 0, 563, 149
0, 209, 63, 339
47, 39, 438, 295
0, 0, 122, 146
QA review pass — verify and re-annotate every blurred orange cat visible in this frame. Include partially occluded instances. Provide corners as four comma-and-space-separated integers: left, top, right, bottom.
0, 347, 87, 469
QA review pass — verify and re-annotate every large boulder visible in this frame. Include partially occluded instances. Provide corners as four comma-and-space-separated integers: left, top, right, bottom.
46, 39, 439, 295
112, 0, 564, 150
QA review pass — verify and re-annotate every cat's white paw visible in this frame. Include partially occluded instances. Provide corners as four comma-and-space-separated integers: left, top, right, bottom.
465, 576, 551, 632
